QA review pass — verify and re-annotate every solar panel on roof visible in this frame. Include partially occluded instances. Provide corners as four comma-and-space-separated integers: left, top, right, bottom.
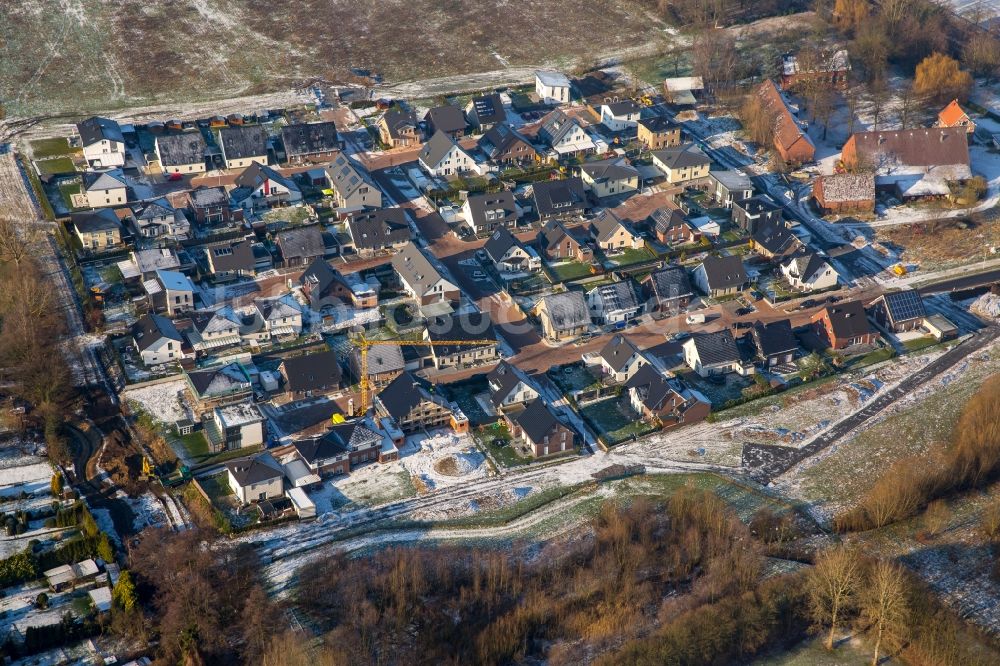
886, 290, 925, 321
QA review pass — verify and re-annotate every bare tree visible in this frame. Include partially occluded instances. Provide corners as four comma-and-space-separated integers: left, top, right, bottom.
896, 83, 919, 130
859, 561, 909, 665
963, 33, 1000, 80
866, 80, 890, 131
808, 546, 863, 650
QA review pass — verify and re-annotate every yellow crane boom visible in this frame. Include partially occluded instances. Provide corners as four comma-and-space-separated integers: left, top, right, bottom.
354, 335, 496, 416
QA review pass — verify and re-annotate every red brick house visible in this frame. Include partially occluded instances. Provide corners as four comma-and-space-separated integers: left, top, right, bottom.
813, 174, 875, 215
811, 299, 878, 350
505, 399, 576, 458
757, 80, 815, 165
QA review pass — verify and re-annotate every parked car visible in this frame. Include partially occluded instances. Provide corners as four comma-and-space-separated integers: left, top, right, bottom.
685, 313, 706, 325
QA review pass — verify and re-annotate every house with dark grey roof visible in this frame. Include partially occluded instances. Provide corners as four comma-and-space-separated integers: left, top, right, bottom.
348, 344, 406, 388
811, 299, 878, 349
189, 186, 242, 226
637, 116, 682, 150
538, 110, 595, 156
651, 143, 710, 183
72, 209, 123, 250
488, 361, 540, 411
692, 255, 748, 297
467, 94, 507, 130
580, 158, 640, 199
733, 196, 783, 234
483, 227, 540, 273
587, 280, 641, 325
276, 226, 326, 267
424, 312, 498, 370
82, 169, 128, 208
279, 350, 342, 398
461, 191, 518, 235
377, 109, 420, 148
226, 454, 284, 504
131, 313, 183, 366
131, 197, 190, 240
589, 210, 643, 252
683, 330, 753, 377
506, 399, 576, 458
780, 253, 838, 292
391, 242, 459, 311
598, 100, 641, 132
299, 257, 370, 310
293, 433, 351, 477
219, 125, 269, 169
708, 170, 754, 208
748, 319, 799, 367
347, 208, 410, 257
231, 162, 302, 211
642, 265, 694, 312
478, 123, 537, 165
185, 362, 252, 407
375, 372, 460, 433
750, 220, 802, 260
424, 105, 468, 138
534, 291, 590, 341
254, 294, 303, 338
281, 121, 340, 163
325, 153, 382, 210
649, 208, 701, 246
205, 240, 256, 280
625, 364, 711, 427
867, 289, 926, 333
537, 219, 593, 262
155, 132, 208, 174
418, 130, 475, 177
532, 177, 588, 220
77, 116, 125, 168
598, 334, 648, 383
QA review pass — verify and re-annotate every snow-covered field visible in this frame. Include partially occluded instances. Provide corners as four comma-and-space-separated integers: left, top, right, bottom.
0, 449, 52, 498
122, 379, 189, 425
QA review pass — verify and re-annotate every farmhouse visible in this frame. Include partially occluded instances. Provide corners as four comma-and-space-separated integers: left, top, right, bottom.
813, 173, 875, 215
779, 49, 851, 90
936, 99, 975, 134
756, 79, 815, 164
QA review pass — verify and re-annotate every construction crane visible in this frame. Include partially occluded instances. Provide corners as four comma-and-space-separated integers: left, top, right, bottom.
353, 334, 496, 416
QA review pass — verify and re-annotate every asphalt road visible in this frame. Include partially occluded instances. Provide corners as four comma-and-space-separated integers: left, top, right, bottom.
742, 325, 1000, 483
916, 268, 1000, 295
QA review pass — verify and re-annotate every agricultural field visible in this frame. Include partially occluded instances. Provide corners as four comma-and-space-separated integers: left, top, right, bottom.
2, 0, 670, 118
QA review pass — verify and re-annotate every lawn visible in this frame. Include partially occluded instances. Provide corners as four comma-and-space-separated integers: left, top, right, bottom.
58, 181, 82, 209
682, 371, 754, 409
605, 246, 656, 267
903, 335, 939, 353
843, 346, 896, 369
548, 260, 593, 282
175, 431, 210, 463
475, 422, 533, 469
35, 157, 77, 175
627, 52, 692, 87
549, 364, 600, 393
580, 397, 658, 445
30, 137, 78, 159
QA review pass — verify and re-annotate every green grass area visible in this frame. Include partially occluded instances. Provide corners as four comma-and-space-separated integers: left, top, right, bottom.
199, 472, 234, 503
626, 52, 691, 87
548, 260, 593, 282
903, 335, 939, 353
58, 181, 82, 209
175, 431, 211, 463
753, 637, 870, 665
579, 397, 657, 445
475, 422, 533, 469
35, 157, 77, 175
606, 246, 656, 267
549, 364, 600, 393
708, 373, 839, 422
844, 346, 896, 369
30, 137, 78, 159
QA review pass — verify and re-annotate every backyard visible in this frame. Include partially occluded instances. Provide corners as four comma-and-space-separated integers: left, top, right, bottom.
30, 137, 78, 159
579, 396, 658, 446
548, 260, 594, 282
603, 246, 657, 268
475, 421, 533, 469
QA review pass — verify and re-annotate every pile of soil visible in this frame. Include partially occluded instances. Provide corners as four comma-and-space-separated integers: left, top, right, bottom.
98, 428, 146, 496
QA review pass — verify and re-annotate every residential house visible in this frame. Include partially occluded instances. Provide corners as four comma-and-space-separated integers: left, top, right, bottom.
483, 226, 541, 273
467, 94, 507, 131
462, 191, 519, 235
418, 130, 476, 177
131, 197, 189, 239
840, 127, 971, 199
279, 350, 343, 398
750, 220, 802, 260
748, 319, 799, 367
936, 99, 975, 135
780, 253, 839, 292
328, 419, 386, 468
424, 105, 468, 138
72, 209, 123, 250
733, 196, 783, 234
226, 454, 283, 504
208, 404, 265, 453
424, 312, 498, 370
532, 177, 589, 220
599, 100, 641, 132
651, 144, 711, 184
649, 208, 701, 246
537, 219, 593, 261
377, 109, 420, 148
691, 255, 748, 297
506, 399, 575, 458
131, 248, 180, 280
708, 171, 754, 208
625, 365, 711, 428
348, 343, 406, 388
779, 49, 851, 90
580, 158, 640, 199
587, 280, 641, 325
82, 170, 128, 208
478, 123, 537, 166
232, 162, 302, 211
757, 80, 816, 164
534, 291, 590, 341
683, 330, 751, 377
326, 153, 382, 210
155, 132, 208, 174
642, 265, 694, 313
189, 186, 242, 226
598, 334, 648, 383
255, 294, 303, 338
535, 70, 572, 104
205, 241, 256, 280
187, 308, 243, 352
811, 300, 878, 349
131, 313, 183, 365
293, 434, 351, 477
391, 242, 460, 311
662, 77, 704, 106
77, 116, 125, 168
813, 173, 876, 215
150, 270, 195, 316
276, 226, 326, 267
218, 125, 269, 169
299, 257, 374, 310
537, 110, 595, 157
589, 210, 643, 252
281, 121, 340, 163
636, 116, 682, 150
375, 372, 464, 433
347, 208, 410, 257
488, 361, 540, 412
186, 362, 252, 408
867, 289, 927, 333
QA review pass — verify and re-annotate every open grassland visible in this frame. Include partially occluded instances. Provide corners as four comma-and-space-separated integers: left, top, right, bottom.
2, 0, 668, 118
